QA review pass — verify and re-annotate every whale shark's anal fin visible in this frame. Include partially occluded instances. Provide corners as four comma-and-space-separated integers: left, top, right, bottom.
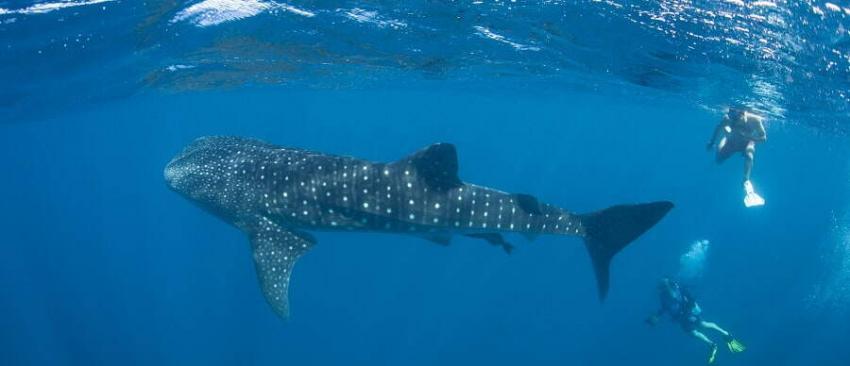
249, 221, 315, 320
579, 201, 674, 300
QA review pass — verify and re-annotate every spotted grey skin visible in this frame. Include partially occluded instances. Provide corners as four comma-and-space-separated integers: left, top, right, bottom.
165, 136, 673, 319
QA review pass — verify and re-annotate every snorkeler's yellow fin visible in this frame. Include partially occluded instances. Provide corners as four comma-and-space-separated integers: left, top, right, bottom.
727, 339, 746, 353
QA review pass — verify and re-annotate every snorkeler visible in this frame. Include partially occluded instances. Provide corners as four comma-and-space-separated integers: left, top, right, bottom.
706, 106, 767, 207
645, 277, 746, 364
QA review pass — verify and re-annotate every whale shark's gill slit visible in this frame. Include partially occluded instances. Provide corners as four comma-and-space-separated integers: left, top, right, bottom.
249, 221, 315, 320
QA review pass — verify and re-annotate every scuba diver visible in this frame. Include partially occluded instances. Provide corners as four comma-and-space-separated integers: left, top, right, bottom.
646, 277, 746, 364
706, 106, 767, 207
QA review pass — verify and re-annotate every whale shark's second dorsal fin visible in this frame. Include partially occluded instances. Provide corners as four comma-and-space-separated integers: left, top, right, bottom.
398, 143, 463, 192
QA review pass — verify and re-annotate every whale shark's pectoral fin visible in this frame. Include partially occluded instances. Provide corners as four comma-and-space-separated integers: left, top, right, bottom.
249, 223, 315, 320
464, 233, 514, 254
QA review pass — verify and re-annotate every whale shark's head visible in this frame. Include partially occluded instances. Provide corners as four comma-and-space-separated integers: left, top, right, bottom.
165, 138, 218, 198
164, 136, 256, 221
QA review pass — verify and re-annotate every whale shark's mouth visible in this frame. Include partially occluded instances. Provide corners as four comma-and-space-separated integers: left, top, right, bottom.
163, 161, 181, 189
163, 153, 194, 192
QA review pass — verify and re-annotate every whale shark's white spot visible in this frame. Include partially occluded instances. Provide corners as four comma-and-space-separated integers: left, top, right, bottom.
409, 214, 415, 220
434, 203, 440, 209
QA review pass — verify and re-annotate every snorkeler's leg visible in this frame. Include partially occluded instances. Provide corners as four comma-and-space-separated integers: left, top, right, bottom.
743, 141, 755, 182
742, 141, 764, 207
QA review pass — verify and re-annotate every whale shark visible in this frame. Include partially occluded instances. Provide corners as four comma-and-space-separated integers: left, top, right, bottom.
164, 136, 673, 319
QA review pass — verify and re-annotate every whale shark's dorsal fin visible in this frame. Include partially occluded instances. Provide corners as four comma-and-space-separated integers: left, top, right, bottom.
249, 218, 315, 320
513, 193, 543, 215
398, 143, 463, 192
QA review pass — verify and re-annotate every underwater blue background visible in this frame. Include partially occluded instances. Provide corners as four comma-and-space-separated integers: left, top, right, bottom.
3, 0, 850, 365
2, 88, 848, 365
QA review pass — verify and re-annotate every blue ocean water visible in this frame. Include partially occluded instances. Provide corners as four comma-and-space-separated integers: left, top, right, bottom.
2, 1, 850, 365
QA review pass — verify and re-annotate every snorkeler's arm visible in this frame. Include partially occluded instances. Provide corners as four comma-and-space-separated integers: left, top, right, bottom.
751, 115, 767, 142
706, 118, 728, 150
738, 113, 766, 141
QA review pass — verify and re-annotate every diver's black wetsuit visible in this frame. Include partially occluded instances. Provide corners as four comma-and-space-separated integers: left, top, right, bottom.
657, 281, 702, 332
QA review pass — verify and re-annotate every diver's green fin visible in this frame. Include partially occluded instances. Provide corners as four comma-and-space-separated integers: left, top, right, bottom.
727, 338, 746, 353
708, 344, 718, 364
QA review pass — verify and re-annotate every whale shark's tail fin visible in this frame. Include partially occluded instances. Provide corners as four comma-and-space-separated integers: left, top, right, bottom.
579, 201, 674, 300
